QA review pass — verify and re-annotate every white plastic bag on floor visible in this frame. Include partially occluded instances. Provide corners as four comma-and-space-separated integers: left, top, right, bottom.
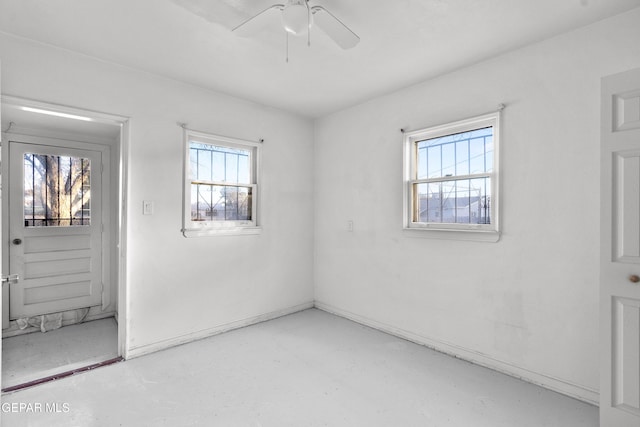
16, 313, 63, 332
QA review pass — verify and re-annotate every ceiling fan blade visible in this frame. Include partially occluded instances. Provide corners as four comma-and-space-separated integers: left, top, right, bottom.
232, 4, 284, 37
310, 6, 360, 49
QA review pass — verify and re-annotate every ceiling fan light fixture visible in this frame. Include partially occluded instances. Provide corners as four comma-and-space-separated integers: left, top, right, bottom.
231, 0, 360, 53
281, 2, 311, 35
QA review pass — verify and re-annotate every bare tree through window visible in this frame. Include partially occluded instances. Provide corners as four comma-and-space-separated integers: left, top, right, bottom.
24, 153, 91, 227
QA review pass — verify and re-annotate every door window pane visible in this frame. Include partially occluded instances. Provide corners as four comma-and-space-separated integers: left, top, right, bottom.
24, 153, 91, 227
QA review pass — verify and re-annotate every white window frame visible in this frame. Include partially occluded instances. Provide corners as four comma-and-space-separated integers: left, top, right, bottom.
403, 112, 501, 242
182, 129, 261, 237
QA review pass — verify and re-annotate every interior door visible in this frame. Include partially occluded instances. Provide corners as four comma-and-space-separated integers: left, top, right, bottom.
8, 140, 104, 319
601, 67, 640, 426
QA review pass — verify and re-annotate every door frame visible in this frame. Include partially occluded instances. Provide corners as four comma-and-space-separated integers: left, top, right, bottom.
0, 95, 130, 362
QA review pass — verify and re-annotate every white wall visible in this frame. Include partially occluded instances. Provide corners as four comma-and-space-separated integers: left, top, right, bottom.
0, 33, 315, 355
313, 8, 640, 403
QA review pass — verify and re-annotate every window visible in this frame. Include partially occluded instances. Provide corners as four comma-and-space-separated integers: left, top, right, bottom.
23, 153, 91, 227
403, 112, 500, 240
182, 129, 261, 237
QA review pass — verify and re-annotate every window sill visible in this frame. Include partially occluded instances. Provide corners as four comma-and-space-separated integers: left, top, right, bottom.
182, 226, 262, 238
402, 227, 500, 242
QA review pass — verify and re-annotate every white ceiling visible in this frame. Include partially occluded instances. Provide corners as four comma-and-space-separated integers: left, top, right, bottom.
1, 0, 639, 118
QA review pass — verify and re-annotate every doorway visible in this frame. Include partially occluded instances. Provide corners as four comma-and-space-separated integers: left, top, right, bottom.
0, 97, 128, 391
600, 68, 640, 426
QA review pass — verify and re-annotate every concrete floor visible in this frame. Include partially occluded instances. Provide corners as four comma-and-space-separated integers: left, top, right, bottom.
2, 318, 118, 390
0, 309, 597, 426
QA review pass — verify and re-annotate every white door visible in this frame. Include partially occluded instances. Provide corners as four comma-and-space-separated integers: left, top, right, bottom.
601, 67, 640, 426
8, 140, 106, 319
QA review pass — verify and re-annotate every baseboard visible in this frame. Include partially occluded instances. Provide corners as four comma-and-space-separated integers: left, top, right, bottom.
126, 301, 314, 360
315, 301, 599, 406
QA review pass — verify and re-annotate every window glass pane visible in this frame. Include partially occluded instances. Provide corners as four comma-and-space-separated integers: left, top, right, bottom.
225, 153, 238, 183
24, 153, 90, 227
417, 146, 428, 180
189, 141, 251, 184
190, 184, 252, 222
441, 143, 455, 177
418, 127, 493, 178
189, 148, 198, 180
427, 145, 441, 178
415, 183, 427, 222
469, 177, 491, 224
198, 151, 212, 181
441, 181, 456, 222
455, 180, 471, 224
190, 184, 200, 218
237, 187, 252, 220
485, 136, 494, 173
427, 182, 442, 222
415, 182, 446, 223
212, 151, 225, 182
224, 186, 252, 220
455, 139, 469, 176
237, 154, 250, 184
414, 177, 491, 225
192, 183, 220, 221
469, 137, 485, 174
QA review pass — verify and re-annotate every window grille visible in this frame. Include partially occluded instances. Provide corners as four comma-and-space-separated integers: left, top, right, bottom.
23, 153, 91, 227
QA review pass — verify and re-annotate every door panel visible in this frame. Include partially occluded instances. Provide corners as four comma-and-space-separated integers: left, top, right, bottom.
601, 68, 640, 426
8, 141, 103, 319
613, 150, 640, 262
612, 297, 640, 415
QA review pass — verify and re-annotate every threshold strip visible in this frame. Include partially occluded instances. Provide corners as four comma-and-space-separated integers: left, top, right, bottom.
2, 356, 124, 393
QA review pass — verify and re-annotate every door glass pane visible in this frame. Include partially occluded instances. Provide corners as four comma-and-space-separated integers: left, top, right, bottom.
24, 153, 91, 227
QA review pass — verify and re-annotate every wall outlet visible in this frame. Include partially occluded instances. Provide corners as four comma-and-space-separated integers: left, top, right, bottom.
347, 220, 354, 232
143, 200, 154, 215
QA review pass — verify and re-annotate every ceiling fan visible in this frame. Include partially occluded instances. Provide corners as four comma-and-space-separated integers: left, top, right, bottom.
232, 0, 360, 50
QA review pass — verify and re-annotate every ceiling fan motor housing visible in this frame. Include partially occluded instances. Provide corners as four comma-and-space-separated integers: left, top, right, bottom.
230, 0, 359, 51
282, 0, 312, 35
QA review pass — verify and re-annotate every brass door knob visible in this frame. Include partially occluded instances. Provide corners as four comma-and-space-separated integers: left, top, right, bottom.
630, 275, 640, 283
